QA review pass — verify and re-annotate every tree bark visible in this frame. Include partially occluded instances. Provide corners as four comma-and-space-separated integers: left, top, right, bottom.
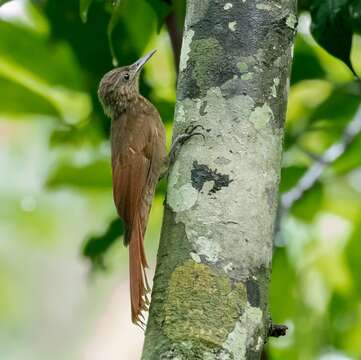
142, 1, 297, 359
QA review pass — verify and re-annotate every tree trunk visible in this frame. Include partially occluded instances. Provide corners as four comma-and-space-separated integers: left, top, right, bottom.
142, 1, 297, 359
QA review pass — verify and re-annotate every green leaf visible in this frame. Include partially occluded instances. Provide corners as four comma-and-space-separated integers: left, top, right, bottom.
349, 1, 361, 33
49, 123, 104, 147
107, 0, 156, 66
328, 293, 360, 352
0, 76, 57, 116
82, 218, 124, 271
269, 247, 297, 321
309, 82, 361, 126
333, 133, 361, 173
292, 181, 323, 221
153, 100, 175, 124
280, 166, 307, 193
291, 36, 326, 85
345, 224, 361, 293
45, 0, 114, 76
0, 21, 85, 91
280, 166, 323, 221
0, 20, 91, 123
46, 160, 112, 189
107, 0, 123, 66
309, 0, 357, 74
145, 0, 172, 32
79, 0, 93, 23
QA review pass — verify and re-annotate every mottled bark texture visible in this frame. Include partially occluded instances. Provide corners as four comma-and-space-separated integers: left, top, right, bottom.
142, 1, 297, 359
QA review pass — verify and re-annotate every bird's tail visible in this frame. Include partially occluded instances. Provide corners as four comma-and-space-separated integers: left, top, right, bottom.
128, 212, 150, 327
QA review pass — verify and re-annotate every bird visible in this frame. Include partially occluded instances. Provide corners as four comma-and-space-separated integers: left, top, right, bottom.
98, 50, 204, 326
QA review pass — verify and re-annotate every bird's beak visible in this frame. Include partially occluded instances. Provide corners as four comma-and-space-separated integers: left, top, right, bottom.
132, 49, 157, 74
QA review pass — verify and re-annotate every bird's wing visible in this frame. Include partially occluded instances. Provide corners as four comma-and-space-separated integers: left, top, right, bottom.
111, 111, 164, 325
111, 115, 151, 243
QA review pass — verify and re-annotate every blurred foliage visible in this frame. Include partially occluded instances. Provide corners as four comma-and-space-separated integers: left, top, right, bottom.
291, 36, 326, 85
46, 160, 112, 189
82, 217, 124, 271
305, 0, 361, 73
144, 0, 172, 31
0, 0, 360, 359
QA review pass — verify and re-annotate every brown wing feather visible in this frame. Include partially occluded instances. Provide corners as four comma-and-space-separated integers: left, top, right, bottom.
112, 154, 149, 244
111, 108, 166, 325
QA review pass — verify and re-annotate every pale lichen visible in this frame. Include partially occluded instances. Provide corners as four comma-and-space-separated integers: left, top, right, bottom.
237, 62, 248, 72
256, 3, 272, 10
286, 14, 297, 29
223, 262, 234, 274
168, 183, 199, 212
167, 87, 280, 278
179, 29, 194, 73
271, 77, 280, 98
190, 252, 202, 263
228, 21, 237, 31
187, 1, 210, 26
222, 303, 263, 359
168, 157, 199, 212
249, 103, 273, 130
241, 73, 253, 81
193, 236, 221, 263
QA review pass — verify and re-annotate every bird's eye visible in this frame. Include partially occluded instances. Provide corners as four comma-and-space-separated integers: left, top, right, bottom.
123, 73, 130, 81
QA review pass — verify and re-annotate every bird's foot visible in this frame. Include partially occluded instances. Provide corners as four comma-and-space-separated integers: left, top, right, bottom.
182, 124, 205, 142
169, 124, 205, 165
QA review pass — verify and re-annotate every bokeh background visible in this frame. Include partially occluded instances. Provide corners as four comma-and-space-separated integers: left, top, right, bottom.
0, 1, 360, 359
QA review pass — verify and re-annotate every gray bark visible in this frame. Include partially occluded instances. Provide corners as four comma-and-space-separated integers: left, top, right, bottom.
142, 1, 297, 359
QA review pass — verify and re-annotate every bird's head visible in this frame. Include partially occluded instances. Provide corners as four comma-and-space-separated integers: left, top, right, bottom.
98, 49, 156, 117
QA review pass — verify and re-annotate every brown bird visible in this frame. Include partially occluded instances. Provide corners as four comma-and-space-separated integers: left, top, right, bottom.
98, 50, 202, 326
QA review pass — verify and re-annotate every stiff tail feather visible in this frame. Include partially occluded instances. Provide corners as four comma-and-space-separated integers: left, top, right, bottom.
128, 213, 150, 327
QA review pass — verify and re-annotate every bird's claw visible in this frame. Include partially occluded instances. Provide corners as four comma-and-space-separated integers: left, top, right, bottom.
179, 124, 205, 144
185, 124, 205, 135
168, 124, 205, 166
179, 132, 205, 145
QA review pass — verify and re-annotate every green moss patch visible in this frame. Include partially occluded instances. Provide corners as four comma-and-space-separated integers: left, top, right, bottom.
164, 260, 247, 347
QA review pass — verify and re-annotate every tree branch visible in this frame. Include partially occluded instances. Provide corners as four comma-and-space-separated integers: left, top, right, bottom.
281, 105, 361, 212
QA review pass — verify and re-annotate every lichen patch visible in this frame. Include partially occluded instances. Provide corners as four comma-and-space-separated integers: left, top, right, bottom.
256, 3, 272, 11
190, 252, 202, 263
271, 78, 280, 98
167, 87, 279, 279
241, 73, 253, 81
228, 21, 237, 31
222, 303, 263, 359
286, 14, 297, 29
193, 236, 221, 263
249, 104, 273, 130
237, 62, 248, 72
167, 158, 198, 212
179, 29, 194, 73
190, 38, 224, 92
167, 183, 199, 212
164, 260, 247, 346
